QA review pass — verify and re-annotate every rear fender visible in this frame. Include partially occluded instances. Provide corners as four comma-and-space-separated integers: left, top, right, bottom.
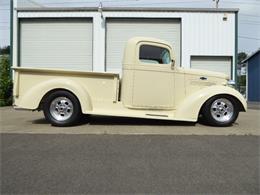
18, 78, 93, 112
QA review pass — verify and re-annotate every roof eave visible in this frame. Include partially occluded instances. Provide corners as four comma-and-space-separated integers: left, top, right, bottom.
241, 49, 260, 63
15, 6, 239, 13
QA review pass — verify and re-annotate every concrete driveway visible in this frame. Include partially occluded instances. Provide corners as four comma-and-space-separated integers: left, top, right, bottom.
0, 106, 259, 135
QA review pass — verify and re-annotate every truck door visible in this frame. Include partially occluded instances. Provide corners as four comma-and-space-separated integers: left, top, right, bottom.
131, 43, 175, 110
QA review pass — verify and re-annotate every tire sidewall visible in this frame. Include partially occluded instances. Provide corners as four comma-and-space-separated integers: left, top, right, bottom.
202, 95, 239, 127
43, 91, 81, 126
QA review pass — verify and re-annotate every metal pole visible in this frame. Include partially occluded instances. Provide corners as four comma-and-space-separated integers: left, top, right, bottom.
10, 0, 13, 78
213, 0, 220, 8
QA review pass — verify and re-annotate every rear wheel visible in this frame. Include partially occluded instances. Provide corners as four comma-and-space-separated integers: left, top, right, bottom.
201, 95, 239, 127
43, 90, 82, 126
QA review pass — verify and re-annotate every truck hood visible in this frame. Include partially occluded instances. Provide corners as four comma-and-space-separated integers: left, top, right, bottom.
182, 68, 230, 80
177, 67, 230, 87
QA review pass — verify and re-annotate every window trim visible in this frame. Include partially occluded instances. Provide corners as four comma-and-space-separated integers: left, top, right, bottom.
136, 42, 174, 71
138, 43, 172, 66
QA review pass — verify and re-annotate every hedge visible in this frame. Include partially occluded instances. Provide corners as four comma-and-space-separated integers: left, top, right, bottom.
0, 55, 13, 107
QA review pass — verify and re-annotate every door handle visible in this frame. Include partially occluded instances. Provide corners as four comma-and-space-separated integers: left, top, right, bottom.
200, 76, 207, 80
171, 59, 175, 70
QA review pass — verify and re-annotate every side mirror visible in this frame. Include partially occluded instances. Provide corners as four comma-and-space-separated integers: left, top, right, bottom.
171, 59, 175, 69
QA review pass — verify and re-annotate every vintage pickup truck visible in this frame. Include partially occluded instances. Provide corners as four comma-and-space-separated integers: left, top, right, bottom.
13, 37, 246, 127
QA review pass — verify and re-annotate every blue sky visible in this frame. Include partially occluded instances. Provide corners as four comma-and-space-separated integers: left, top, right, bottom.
0, 0, 259, 54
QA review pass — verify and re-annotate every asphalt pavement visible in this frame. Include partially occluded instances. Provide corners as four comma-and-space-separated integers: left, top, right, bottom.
1, 107, 259, 194
1, 134, 259, 194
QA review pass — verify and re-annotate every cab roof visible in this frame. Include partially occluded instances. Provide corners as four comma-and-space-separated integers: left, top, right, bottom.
123, 37, 173, 66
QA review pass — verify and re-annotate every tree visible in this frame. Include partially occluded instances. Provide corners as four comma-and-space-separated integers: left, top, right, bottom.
237, 52, 247, 95
0, 46, 10, 55
238, 52, 247, 64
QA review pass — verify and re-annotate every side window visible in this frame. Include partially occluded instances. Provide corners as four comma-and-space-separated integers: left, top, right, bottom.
139, 45, 171, 64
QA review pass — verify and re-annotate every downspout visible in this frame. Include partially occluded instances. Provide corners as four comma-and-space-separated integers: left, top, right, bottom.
235, 11, 238, 89
10, 0, 13, 78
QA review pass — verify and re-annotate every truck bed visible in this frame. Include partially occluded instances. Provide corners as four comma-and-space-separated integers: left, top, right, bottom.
13, 67, 120, 111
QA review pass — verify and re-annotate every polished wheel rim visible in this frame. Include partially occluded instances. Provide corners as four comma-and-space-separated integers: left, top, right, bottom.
210, 98, 234, 123
50, 97, 73, 121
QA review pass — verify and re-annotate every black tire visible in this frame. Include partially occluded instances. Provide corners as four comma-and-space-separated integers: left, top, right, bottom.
201, 95, 239, 127
43, 90, 82, 126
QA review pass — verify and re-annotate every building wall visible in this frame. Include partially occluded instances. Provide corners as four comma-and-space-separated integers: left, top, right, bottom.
14, 9, 236, 77
248, 53, 260, 102
103, 11, 235, 76
181, 12, 235, 78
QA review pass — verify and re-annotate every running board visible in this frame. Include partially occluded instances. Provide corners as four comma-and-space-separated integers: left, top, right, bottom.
146, 114, 168, 117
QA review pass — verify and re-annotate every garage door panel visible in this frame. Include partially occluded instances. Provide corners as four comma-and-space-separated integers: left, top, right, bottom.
20, 19, 93, 70
106, 19, 181, 72
191, 56, 232, 77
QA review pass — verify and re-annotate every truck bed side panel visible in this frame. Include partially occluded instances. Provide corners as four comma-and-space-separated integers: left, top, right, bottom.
13, 68, 119, 112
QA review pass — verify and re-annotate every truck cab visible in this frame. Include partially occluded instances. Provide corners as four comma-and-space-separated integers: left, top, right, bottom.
122, 37, 177, 110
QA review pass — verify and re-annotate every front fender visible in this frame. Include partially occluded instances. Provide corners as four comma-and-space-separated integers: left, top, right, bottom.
175, 85, 247, 121
18, 78, 93, 112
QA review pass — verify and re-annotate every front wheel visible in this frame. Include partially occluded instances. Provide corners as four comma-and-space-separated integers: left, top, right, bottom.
43, 90, 82, 126
201, 95, 239, 127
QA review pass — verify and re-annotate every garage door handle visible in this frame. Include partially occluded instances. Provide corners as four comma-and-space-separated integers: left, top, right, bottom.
200, 76, 207, 80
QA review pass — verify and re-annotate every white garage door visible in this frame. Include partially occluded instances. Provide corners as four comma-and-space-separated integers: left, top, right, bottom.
106, 18, 181, 72
191, 56, 232, 77
20, 19, 93, 70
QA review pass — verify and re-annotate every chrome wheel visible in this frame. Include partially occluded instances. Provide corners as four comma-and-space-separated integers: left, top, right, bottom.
49, 97, 74, 121
210, 98, 234, 123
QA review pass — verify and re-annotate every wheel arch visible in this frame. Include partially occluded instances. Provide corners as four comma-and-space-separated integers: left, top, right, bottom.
175, 85, 247, 121
39, 88, 81, 110
199, 94, 246, 115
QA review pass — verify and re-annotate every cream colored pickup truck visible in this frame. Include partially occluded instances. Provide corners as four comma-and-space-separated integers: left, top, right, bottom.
13, 37, 246, 127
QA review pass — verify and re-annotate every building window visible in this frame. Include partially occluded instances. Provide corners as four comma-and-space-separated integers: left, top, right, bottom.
139, 45, 171, 64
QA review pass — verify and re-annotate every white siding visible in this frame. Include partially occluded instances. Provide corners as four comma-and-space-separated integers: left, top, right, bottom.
191, 56, 232, 77
20, 19, 93, 70
16, 10, 236, 78
181, 13, 235, 69
106, 18, 180, 72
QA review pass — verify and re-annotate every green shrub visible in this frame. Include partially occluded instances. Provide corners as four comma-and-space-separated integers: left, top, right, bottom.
237, 75, 246, 95
237, 75, 246, 87
0, 55, 13, 106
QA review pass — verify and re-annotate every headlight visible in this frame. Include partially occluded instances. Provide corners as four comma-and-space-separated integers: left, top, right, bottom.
227, 80, 236, 87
